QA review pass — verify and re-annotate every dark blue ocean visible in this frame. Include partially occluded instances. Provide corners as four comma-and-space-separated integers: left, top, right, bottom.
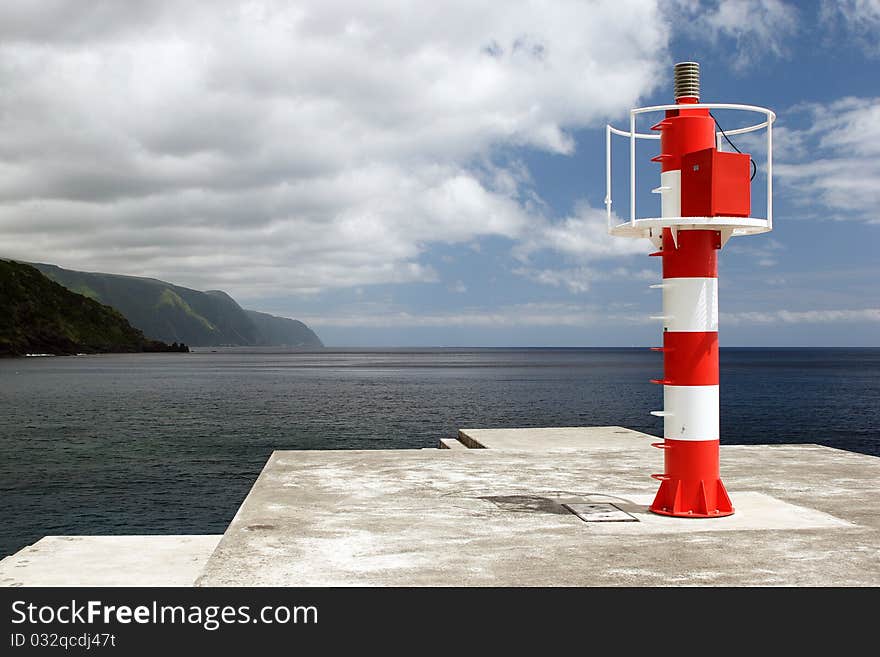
1, 347, 878, 557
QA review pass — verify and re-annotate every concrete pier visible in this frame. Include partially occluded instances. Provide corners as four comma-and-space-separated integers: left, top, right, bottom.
0, 536, 221, 587
197, 428, 879, 586
3, 427, 879, 586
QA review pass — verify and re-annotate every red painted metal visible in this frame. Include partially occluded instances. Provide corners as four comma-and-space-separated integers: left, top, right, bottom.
659, 228, 719, 278
650, 228, 731, 517
656, 109, 715, 172
662, 332, 719, 386
650, 439, 733, 517
681, 148, 751, 217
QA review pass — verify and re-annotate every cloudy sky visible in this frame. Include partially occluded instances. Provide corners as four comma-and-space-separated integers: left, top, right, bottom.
1, 0, 878, 346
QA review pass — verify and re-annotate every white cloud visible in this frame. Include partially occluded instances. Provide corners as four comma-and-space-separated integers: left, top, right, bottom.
513, 266, 597, 293
513, 264, 657, 293
820, 0, 880, 55
515, 203, 651, 261
727, 237, 785, 268
723, 308, 880, 325
773, 98, 880, 223
508, 202, 653, 293
0, 0, 672, 297
672, 0, 799, 72
758, 125, 807, 161
301, 301, 652, 328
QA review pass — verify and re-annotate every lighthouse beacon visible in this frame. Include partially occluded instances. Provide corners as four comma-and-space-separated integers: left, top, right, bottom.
606, 62, 776, 517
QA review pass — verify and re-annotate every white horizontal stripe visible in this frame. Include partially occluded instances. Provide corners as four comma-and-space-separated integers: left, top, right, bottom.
662, 385, 719, 441
662, 277, 718, 332
660, 169, 681, 218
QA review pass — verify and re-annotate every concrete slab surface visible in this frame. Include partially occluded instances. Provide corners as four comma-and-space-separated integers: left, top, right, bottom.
439, 437, 468, 450
0, 535, 221, 587
458, 426, 656, 451
198, 439, 880, 587
558, 492, 852, 533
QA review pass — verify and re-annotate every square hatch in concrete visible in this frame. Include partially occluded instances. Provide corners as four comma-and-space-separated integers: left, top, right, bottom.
564, 502, 639, 522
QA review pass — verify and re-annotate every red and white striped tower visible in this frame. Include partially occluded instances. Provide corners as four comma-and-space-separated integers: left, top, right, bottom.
649, 63, 731, 517
650, 228, 729, 516
606, 62, 776, 518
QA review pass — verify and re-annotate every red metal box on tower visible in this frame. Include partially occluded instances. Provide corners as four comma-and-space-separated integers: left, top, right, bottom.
681, 148, 751, 217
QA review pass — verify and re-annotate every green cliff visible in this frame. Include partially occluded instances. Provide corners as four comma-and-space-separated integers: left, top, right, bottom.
0, 260, 187, 356
30, 263, 323, 348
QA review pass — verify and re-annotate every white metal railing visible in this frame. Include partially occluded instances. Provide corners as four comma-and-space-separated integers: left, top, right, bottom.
605, 103, 776, 233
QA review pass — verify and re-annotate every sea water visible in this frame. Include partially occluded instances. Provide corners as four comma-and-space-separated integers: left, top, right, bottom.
1, 347, 877, 556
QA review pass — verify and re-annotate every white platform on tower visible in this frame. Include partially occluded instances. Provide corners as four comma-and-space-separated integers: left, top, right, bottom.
608, 216, 771, 243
